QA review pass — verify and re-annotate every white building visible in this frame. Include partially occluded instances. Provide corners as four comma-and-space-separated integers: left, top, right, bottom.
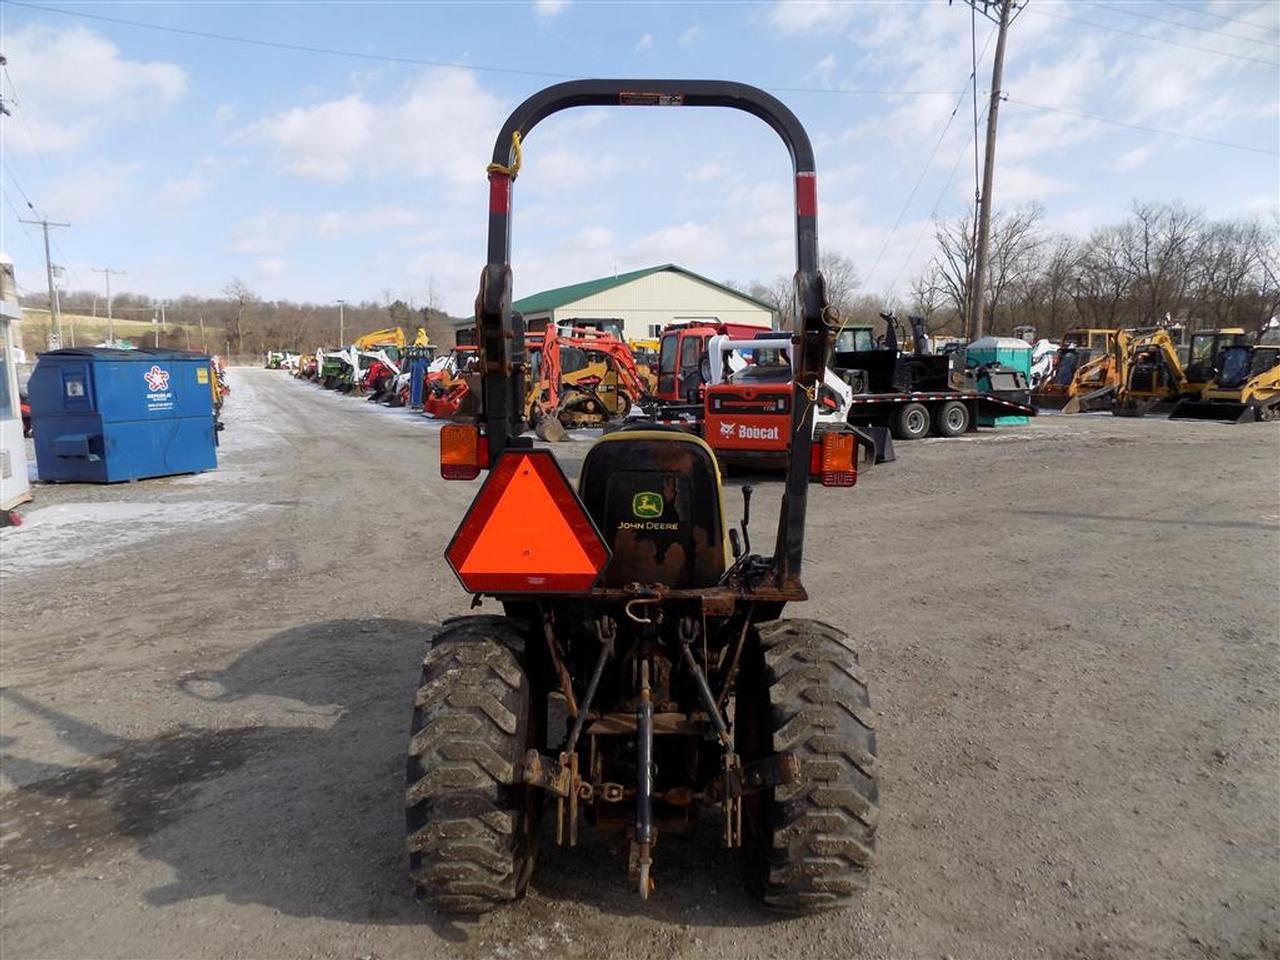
455, 263, 775, 342
0, 255, 32, 514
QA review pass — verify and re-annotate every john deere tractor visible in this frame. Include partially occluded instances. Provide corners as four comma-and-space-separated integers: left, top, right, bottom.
406, 80, 877, 914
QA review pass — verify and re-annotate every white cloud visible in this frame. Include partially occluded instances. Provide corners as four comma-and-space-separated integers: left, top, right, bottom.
153, 173, 211, 215
46, 164, 138, 221
256, 258, 288, 277
213, 103, 238, 125
635, 33, 653, 52
768, 1, 855, 34
993, 165, 1072, 205
2, 24, 186, 153
680, 25, 702, 46
249, 68, 505, 185
808, 54, 838, 85
313, 205, 423, 239
686, 160, 728, 184
625, 222, 725, 265
1111, 144, 1156, 174
534, 0, 569, 18
228, 209, 301, 255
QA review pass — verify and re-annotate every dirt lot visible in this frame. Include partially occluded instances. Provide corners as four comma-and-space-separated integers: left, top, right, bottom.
2, 368, 1277, 960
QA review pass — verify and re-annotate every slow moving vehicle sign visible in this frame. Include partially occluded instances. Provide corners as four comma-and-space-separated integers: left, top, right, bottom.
445, 449, 610, 593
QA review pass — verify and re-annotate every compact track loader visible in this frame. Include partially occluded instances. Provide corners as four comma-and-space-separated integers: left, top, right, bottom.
1170, 343, 1280, 422
406, 80, 876, 915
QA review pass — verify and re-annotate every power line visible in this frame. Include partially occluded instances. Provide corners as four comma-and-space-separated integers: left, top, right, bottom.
1, 190, 50, 263
1029, 7, 1279, 67
1164, 1, 1280, 35
1085, 2, 1279, 49
886, 100, 990, 297
1004, 97, 1280, 155
5, 1, 578, 80
3, 0, 962, 99
862, 24, 998, 291
2, 66, 65, 194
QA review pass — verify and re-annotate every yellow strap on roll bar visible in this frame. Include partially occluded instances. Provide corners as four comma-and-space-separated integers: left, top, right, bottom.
485, 130, 523, 179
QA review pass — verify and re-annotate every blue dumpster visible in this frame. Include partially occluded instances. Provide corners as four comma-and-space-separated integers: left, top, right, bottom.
28, 347, 218, 483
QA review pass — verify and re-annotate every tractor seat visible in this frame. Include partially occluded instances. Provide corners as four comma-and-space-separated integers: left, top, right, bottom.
577, 430, 727, 589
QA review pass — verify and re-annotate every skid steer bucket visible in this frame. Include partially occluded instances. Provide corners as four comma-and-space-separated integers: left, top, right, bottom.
1062, 384, 1115, 415
1168, 400, 1257, 423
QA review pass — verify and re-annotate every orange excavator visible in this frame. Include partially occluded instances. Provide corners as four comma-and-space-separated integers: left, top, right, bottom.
526, 327, 651, 434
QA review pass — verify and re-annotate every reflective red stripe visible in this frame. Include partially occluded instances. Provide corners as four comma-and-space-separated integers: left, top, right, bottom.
489, 172, 511, 215
796, 172, 817, 217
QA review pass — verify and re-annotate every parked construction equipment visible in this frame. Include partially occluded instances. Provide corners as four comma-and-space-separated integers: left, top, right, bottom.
655, 319, 771, 403
1111, 328, 1188, 416
1170, 342, 1280, 422
833, 313, 1034, 440
407, 79, 876, 915
702, 332, 856, 468
1032, 328, 1119, 409
1182, 327, 1249, 394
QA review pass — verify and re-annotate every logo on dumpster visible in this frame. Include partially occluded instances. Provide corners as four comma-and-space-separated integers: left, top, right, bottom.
144, 365, 171, 391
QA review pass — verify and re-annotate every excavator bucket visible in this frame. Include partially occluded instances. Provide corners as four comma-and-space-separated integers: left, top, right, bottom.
1168, 400, 1258, 423
534, 415, 569, 442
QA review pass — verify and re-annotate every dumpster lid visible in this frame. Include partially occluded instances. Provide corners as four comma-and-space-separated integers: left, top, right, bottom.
37, 346, 212, 362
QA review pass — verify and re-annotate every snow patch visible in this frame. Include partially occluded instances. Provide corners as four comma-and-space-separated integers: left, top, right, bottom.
0, 500, 276, 577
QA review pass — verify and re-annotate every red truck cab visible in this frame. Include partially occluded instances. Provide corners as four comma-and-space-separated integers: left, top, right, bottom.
656, 319, 771, 403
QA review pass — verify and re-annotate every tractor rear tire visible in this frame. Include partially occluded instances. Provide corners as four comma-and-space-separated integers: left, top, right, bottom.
405, 616, 540, 914
890, 402, 930, 440
738, 618, 879, 912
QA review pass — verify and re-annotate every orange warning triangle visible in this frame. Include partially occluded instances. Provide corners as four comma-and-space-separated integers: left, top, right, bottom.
446, 451, 610, 593
462, 457, 595, 575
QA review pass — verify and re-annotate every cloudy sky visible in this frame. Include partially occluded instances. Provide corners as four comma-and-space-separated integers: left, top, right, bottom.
2, 0, 1276, 316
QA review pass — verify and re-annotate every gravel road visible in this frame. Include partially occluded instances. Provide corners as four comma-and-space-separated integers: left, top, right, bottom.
2, 367, 1277, 960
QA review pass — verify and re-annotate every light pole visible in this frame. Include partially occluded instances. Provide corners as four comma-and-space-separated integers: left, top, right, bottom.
93, 267, 125, 345
335, 299, 346, 345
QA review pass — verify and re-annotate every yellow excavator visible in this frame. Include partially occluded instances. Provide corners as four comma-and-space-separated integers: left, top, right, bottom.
353, 327, 407, 351
1062, 329, 1133, 414
1111, 328, 1188, 416
1170, 341, 1280, 422
1181, 327, 1249, 395
1065, 326, 1251, 415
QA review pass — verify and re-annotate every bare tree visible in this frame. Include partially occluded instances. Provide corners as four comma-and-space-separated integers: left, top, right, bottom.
984, 203, 1046, 334
222, 278, 258, 359
819, 251, 862, 322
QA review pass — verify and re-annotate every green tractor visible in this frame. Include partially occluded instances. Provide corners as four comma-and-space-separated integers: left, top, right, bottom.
407, 80, 877, 913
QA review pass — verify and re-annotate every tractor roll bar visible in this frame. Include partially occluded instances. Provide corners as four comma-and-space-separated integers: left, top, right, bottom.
474, 79, 828, 586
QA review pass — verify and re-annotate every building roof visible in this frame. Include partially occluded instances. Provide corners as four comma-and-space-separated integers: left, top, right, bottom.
460, 263, 777, 324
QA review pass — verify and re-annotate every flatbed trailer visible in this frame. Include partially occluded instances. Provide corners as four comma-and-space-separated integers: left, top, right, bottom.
845, 389, 1036, 441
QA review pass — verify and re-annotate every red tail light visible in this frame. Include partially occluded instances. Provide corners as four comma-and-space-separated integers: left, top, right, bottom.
810, 432, 856, 487
440, 424, 488, 480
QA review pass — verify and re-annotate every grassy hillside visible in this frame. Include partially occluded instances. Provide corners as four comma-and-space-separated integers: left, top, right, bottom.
17, 308, 210, 355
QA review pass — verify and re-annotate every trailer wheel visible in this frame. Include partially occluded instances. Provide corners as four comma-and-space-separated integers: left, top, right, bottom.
932, 400, 970, 437
890, 402, 930, 440
406, 616, 541, 914
738, 618, 879, 912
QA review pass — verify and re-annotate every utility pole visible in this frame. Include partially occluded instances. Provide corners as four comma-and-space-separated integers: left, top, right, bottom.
964, 0, 1014, 342
19, 217, 70, 346
93, 267, 126, 346
335, 299, 346, 345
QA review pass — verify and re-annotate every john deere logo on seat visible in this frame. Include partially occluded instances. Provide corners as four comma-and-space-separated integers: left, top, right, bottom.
632, 492, 663, 519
